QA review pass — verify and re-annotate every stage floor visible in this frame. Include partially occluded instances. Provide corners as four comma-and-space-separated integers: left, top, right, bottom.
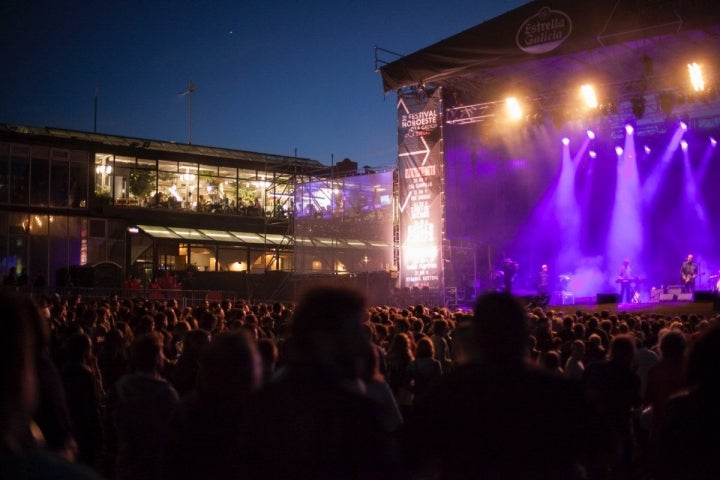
541, 300, 718, 318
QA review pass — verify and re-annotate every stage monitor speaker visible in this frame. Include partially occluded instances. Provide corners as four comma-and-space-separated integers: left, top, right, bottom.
694, 291, 715, 303
596, 293, 618, 304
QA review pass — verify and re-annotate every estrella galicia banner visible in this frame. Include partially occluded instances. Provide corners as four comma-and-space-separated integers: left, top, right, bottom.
397, 87, 444, 291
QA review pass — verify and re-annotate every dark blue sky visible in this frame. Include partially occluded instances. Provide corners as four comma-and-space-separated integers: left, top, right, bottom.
1, 0, 526, 168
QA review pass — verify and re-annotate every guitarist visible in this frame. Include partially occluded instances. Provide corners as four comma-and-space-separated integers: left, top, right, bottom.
617, 258, 633, 303
681, 254, 698, 293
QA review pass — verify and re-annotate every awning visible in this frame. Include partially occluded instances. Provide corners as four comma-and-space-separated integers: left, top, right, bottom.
134, 225, 290, 247
134, 225, 389, 249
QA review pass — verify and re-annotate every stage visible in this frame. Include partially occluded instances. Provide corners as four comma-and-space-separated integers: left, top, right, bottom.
533, 298, 718, 318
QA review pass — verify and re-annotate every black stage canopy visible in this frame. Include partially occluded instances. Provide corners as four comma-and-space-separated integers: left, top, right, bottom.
379, 0, 720, 103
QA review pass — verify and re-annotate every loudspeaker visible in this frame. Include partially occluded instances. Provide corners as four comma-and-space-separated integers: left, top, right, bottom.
69, 265, 95, 288
596, 293, 618, 304
694, 291, 715, 302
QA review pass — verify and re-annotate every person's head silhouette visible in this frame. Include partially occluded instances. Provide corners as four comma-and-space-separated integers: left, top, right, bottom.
472, 291, 529, 371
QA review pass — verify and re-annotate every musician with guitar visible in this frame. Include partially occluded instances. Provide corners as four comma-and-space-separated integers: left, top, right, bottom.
617, 258, 633, 303
681, 254, 699, 293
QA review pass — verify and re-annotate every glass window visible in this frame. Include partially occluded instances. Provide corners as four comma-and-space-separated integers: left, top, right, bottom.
50, 159, 70, 207
31, 157, 50, 206
69, 159, 88, 209
10, 155, 29, 205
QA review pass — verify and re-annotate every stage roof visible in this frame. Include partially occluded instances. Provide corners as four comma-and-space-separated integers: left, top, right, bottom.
379, 0, 720, 104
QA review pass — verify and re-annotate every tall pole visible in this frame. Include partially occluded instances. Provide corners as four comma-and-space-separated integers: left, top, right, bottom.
183, 81, 197, 144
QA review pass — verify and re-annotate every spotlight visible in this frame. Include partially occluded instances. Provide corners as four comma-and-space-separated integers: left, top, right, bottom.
615, 146, 624, 156
680, 121, 688, 130
587, 130, 595, 139
580, 84, 598, 109
688, 62, 705, 92
711, 137, 717, 147
644, 145, 652, 154
589, 150, 597, 158
625, 124, 634, 135
562, 137, 570, 146
505, 97, 523, 121
631, 96, 646, 119
681, 140, 688, 151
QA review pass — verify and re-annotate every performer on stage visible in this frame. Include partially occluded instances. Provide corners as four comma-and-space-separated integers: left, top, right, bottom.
537, 264, 550, 296
617, 258, 633, 303
681, 254, 698, 293
502, 257, 519, 294
535, 264, 551, 307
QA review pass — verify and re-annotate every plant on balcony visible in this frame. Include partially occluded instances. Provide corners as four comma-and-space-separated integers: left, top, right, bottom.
128, 169, 154, 200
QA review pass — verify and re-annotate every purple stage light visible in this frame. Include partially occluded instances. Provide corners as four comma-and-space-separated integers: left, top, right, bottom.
589, 150, 597, 158
711, 137, 717, 147
681, 140, 688, 151
615, 146, 623, 156
562, 137, 570, 146
644, 146, 651, 154
625, 124, 634, 135
587, 130, 595, 139
680, 121, 688, 130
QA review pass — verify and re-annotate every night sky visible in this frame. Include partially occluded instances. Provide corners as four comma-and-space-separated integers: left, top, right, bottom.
0, 0, 526, 168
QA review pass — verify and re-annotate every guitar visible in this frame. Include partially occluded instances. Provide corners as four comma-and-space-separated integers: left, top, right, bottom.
681, 272, 703, 285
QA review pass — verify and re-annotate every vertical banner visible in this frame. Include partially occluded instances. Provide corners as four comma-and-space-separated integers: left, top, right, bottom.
397, 87, 443, 291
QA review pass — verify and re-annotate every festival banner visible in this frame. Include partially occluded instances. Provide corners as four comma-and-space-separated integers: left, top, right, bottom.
397, 87, 444, 291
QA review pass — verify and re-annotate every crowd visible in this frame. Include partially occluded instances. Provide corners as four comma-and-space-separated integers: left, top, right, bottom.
1, 285, 719, 479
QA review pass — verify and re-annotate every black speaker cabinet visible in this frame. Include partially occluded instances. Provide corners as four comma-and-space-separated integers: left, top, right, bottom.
694, 291, 715, 303
596, 293, 618, 304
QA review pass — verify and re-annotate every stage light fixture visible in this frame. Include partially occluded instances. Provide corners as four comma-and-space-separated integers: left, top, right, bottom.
625, 124, 634, 135
688, 62, 705, 92
711, 137, 717, 147
631, 96, 646, 119
615, 146, 624, 156
589, 150, 597, 158
644, 145, 652, 154
680, 121, 688, 130
580, 84, 598, 109
681, 140, 688, 151
587, 130, 595, 139
562, 137, 570, 146
505, 97, 523, 121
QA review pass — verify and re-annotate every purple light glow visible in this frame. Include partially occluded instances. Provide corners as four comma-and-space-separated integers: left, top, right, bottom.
625, 124, 634, 135
615, 146, 624, 156
587, 130, 595, 139
562, 137, 570, 146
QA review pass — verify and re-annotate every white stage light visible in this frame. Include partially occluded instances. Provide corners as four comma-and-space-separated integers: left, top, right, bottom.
562, 137, 570, 146
587, 130, 595, 139
505, 97, 523, 121
625, 124, 634, 135
615, 146, 624, 156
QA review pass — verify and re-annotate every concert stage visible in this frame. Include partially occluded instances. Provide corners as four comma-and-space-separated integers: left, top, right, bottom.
533, 298, 719, 318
